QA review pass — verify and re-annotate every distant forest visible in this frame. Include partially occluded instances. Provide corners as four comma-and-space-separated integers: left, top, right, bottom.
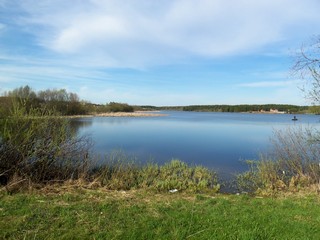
0, 85, 317, 116
140, 104, 311, 114
182, 104, 309, 113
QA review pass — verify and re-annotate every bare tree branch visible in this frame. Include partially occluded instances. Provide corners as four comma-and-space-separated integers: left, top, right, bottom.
292, 35, 320, 104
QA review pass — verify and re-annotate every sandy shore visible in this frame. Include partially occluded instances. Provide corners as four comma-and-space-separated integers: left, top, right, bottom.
68, 111, 167, 118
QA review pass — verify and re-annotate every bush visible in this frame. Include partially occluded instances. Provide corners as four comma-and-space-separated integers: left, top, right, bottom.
237, 127, 320, 194
0, 99, 91, 188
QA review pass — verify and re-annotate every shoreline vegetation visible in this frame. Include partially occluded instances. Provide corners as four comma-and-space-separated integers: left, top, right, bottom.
1, 86, 320, 194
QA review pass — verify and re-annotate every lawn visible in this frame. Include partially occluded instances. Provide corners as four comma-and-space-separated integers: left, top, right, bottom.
1, 188, 319, 239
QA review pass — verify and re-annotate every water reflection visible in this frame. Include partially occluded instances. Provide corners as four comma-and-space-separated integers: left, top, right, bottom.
70, 118, 93, 132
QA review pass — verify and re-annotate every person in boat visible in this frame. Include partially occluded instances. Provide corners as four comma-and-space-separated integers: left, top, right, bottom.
292, 116, 298, 121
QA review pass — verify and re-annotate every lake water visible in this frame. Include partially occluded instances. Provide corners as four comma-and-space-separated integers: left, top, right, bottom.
73, 111, 320, 179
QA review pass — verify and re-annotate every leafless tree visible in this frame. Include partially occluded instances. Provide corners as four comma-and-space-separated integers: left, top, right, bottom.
292, 35, 320, 104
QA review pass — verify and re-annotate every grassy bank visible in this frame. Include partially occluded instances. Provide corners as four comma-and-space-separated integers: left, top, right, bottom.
1, 188, 319, 240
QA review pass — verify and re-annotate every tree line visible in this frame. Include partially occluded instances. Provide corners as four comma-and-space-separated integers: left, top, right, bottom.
0, 85, 134, 117
135, 105, 312, 113
182, 104, 309, 113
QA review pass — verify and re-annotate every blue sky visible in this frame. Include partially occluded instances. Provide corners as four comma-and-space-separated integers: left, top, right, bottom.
1, 0, 320, 106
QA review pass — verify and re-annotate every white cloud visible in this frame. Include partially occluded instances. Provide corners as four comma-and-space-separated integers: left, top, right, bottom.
3, 0, 319, 106
6, 0, 320, 68
0, 54, 113, 89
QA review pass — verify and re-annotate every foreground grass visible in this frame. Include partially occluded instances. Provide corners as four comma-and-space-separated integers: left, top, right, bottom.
1, 188, 320, 240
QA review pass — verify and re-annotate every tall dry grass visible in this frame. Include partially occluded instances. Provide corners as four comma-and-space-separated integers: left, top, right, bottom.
237, 126, 320, 194
94, 153, 220, 193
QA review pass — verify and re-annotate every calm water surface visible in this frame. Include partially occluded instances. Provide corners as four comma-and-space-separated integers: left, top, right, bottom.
73, 111, 320, 178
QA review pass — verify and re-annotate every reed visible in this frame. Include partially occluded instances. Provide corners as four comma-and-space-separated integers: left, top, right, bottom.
94, 153, 220, 193
237, 126, 320, 194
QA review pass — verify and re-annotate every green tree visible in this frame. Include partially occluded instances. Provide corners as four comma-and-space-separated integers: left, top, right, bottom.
5, 85, 36, 99
106, 102, 134, 112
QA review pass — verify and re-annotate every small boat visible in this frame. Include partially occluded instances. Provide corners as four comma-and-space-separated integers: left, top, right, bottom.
292, 116, 298, 121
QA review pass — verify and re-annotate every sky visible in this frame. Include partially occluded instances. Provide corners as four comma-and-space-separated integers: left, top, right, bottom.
1, 0, 320, 106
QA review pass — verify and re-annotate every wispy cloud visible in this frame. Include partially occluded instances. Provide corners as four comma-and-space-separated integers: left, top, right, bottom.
2, 0, 320, 68
239, 80, 300, 88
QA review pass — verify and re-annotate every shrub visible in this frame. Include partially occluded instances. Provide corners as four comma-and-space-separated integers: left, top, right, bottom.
237, 127, 320, 194
0, 99, 91, 188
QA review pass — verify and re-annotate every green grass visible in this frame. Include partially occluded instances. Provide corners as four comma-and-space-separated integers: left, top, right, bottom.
1, 189, 319, 239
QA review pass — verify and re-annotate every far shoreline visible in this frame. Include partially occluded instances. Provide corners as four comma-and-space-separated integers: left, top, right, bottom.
67, 111, 168, 118
65, 109, 313, 119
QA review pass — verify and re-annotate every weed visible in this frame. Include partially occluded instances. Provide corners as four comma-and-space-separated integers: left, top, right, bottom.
95, 155, 220, 193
